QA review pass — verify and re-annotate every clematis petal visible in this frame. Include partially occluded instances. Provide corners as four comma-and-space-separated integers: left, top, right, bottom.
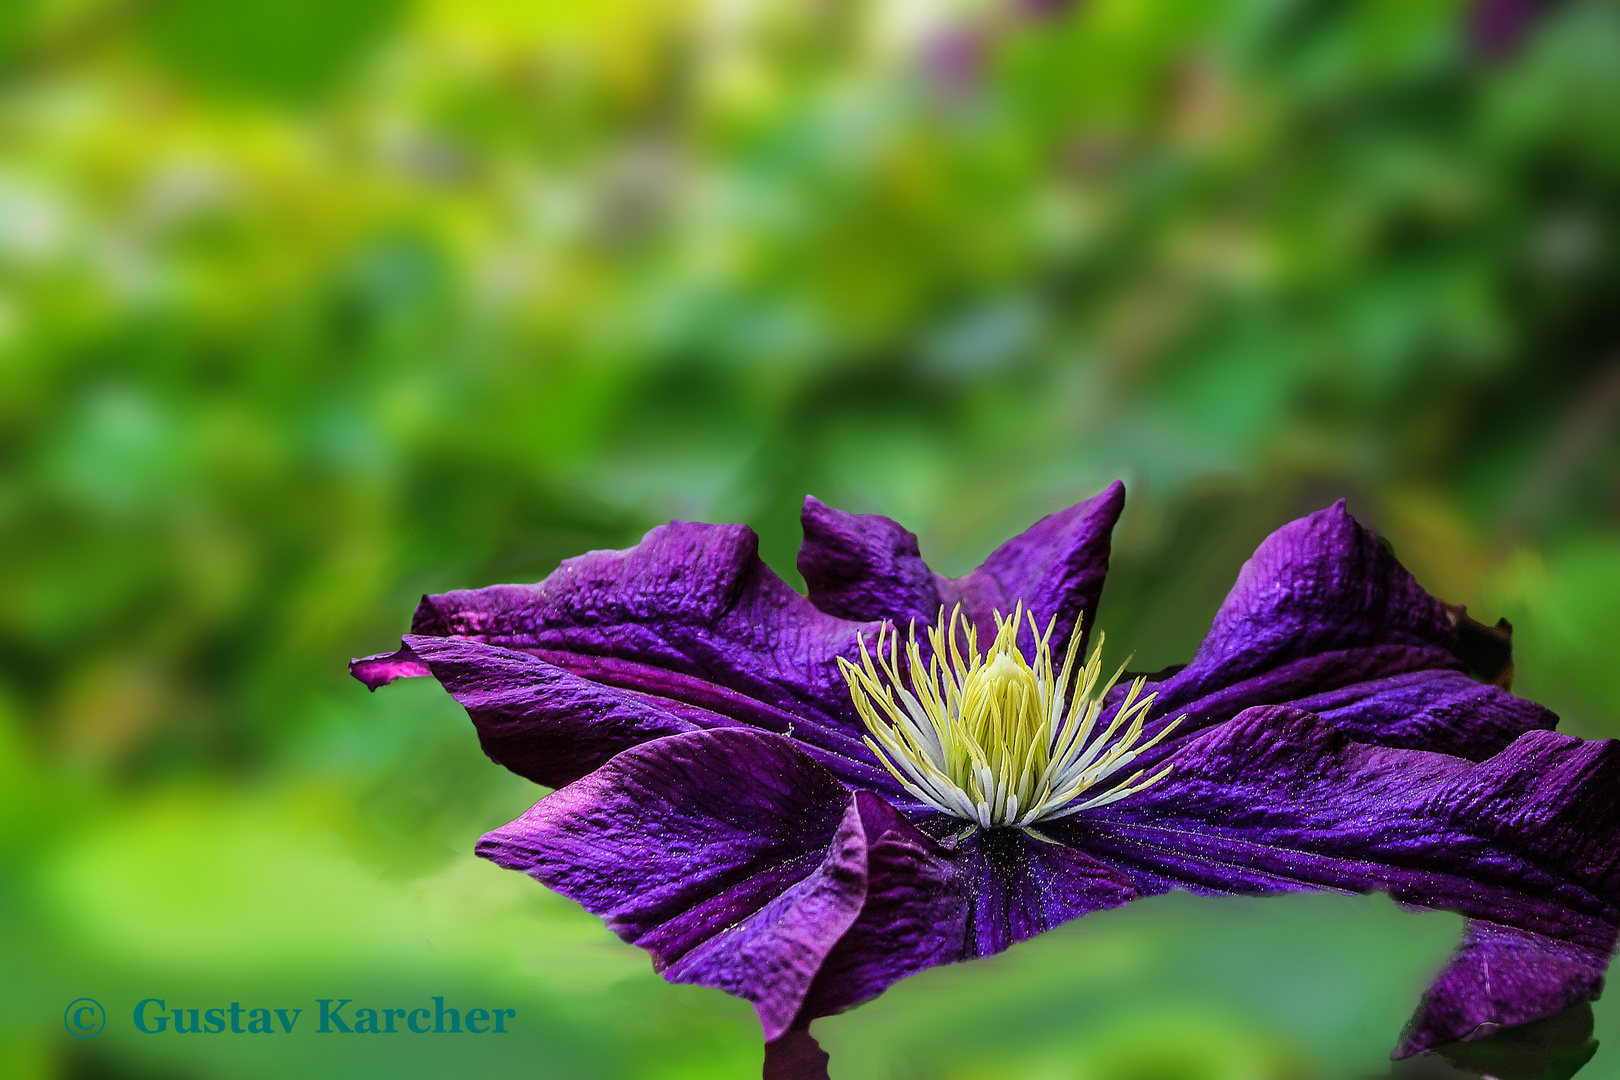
792, 791, 970, 1022
1184, 501, 1456, 678
953, 820, 1141, 957
948, 479, 1124, 653
477, 728, 863, 1040
797, 498, 938, 625
798, 481, 1125, 652
1065, 706, 1620, 1047
354, 488, 1620, 1074
763, 1025, 832, 1080
351, 521, 912, 792
1397, 919, 1617, 1058
1118, 502, 1555, 759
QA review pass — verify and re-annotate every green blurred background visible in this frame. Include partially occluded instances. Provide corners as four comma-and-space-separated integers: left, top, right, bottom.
3, 0, 1619, 1077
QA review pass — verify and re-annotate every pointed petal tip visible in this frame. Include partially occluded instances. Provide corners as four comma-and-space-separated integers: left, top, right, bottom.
1037, 478, 1127, 533
1286, 498, 1354, 533
349, 645, 430, 690
1035, 479, 1125, 524
798, 494, 850, 535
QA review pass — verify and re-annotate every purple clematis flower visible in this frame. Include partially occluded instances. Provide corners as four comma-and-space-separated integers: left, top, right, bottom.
353, 482, 1619, 1075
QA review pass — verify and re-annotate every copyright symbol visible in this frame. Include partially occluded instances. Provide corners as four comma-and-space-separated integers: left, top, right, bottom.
64, 998, 105, 1039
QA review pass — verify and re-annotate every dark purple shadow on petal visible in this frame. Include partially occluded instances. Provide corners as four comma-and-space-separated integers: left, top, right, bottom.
518, 646, 902, 797
955, 825, 1140, 958
793, 802, 1140, 1025
477, 726, 1146, 1043
763, 1024, 831, 1080
793, 792, 970, 1022
1445, 605, 1517, 689
1168, 501, 1459, 697
1288, 669, 1554, 761
660, 799, 871, 1040
1062, 706, 1620, 1048
1433, 1003, 1599, 1079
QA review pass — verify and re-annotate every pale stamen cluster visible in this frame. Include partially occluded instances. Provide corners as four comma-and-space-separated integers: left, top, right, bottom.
838, 604, 1183, 830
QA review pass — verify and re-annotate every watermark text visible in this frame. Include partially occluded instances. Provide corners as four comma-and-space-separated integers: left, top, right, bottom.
127, 997, 514, 1035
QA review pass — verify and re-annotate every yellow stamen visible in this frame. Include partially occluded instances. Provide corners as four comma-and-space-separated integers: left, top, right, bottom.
837, 603, 1185, 828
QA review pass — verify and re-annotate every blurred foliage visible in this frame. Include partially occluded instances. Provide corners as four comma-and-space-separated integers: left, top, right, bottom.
819, 893, 1463, 1079
1, 0, 1619, 1077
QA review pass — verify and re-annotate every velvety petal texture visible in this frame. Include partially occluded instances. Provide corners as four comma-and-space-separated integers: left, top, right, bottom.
351, 648, 429, 689
1398, 920, 1618, 1056
353, 520, 901, 797
1288, 669, 1553, 761
1078, 708, 1619, 915
479, 729, 862, 1038
352, 489, 1127, 800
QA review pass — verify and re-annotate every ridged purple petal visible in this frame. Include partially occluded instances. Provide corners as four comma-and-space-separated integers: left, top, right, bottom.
352, 520, 916, 796
796, 498, 939, 625
478, 729, 860, 1039
356, 489, 1610, 1060
1288, 668, 1556, 761
796, 794, 1138, 1023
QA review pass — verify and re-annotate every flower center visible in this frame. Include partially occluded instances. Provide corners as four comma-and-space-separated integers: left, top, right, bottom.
838, 604, 1183, 830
